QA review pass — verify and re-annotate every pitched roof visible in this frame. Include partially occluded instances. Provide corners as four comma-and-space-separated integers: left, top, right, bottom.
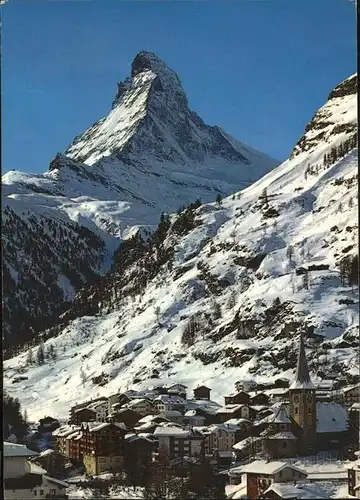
4, 442, 38, 457
264, 482, 328, 499
290, 334, 314, 390
268, 405, 291, 424
316, 402, 348, 433
230, 459, 307, 476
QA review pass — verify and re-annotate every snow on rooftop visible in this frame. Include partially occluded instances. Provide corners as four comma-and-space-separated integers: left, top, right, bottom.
153, 425, 190, 437
316, 402, 348, 433
230, 459, 306, 476
4, 442, 38, 457
264, 482, 328, 499
267, 431, 297, 440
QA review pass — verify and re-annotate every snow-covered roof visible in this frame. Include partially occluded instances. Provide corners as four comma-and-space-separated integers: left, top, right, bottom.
264, 482, 328, 499
52, 424, 81, 437
4, 442, 38, 457
161, 410, 183, 416
223, 418, 251, 427
266, 431, 297, 440
230, 459, 306, 476
216, 404, 246, 414
316, 402, 348, 433
154, 425, 190, 437
268, 405, 291, 424
232, 436, 261, 451
155, 394, 186, 404
44, 475, 68, 488
343, 383, 360, 394
137, 414, 160, 423
350, 403, 360, 411
344, 459, 360, 471
225, 483, 247, 499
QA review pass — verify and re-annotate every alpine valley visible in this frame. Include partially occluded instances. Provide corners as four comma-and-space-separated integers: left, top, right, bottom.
3, 53, 358, 422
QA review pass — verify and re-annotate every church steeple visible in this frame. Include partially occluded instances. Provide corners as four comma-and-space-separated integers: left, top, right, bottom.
289, 332, 317, 455
290, 333, 313, 390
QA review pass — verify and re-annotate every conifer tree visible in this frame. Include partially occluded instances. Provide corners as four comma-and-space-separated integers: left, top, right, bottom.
216, 193, 222, 207
36, 343, 45, 365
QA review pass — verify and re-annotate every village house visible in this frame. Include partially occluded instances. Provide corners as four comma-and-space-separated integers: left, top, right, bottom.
31, 449, 71, 478
167, 383, 187, 399
4, 442, 68, 499
226, 460, 308, 499
249, 392, 270, 406
224, 391, 251, 406
52, 425, 81, 456
215, 404, 251, 423
346, 457, 360, 498
66, 430, 83, 462
153, 394, 186, 413
38, 416, 60, 435
343, 383, 360, 409
232, 435, 263, 461
160, 410, 185, 425
72, 407, 97, 425
154, 424, 204, 461
184, 409, 207, 426
107, 407, 141, 427
200, 424, 237, 456
125, 397, 155, 417
124, 434, 154, 475
193, 385, 212, 400
69, 397, 107, 424
80, 422, 127, 476
87, 400, 109, 422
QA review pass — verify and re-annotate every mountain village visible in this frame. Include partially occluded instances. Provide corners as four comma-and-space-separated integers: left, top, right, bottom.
2, 42, 359, 500
4, 334, 360, 499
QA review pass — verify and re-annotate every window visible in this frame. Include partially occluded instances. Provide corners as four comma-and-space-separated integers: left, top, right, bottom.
295, 407, 298, 414
282, 442, 287, 448
50, 489, 56, 496
308, 407, 312, 414
294, 395, 299, 403
40, 491, 44, 496
34, 492, 37, 497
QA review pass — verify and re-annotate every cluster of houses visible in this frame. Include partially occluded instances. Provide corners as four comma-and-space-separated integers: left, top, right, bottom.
5, 334, 360, 499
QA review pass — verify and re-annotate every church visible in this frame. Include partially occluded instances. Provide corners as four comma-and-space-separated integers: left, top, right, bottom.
262, 334, 348, 458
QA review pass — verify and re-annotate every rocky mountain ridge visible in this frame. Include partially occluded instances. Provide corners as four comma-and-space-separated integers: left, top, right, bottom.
4, 72, 358, 420
3, 51, 278, 350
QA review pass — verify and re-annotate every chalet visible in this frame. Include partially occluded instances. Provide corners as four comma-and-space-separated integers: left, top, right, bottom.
265, 388, 290, 402
263, 482, 329, 499
154, 394, 186, 413
232, 436, 263, 461
160, 410, 184, 425
80, 422, 127, 476
215, 404, 251, 423
4, 442, 68, 500
272, 378, 290, 389
193, 385, 211, 400
346, 458, 360, 498
87, 400, 109, 422
126, 398, 154, 417
33, 449, 70, 478
124, 434, 154, 469
107, 407, 141, 427
72, 407, 96, 425
167, 383, 187, 399
343, 383, 360, 408
226, 460, 307, 498
38, 416, 60, 434
154, 424, 204, 461
249, 392, 270, 406
52, 425, 81, 456
349, 403, 360, 441
200, 424, 237, 456
69, 397, 107, 424
224, 391, 250, 406
184, 409, 206, 426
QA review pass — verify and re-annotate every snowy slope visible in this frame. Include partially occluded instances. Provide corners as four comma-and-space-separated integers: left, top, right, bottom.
4, 73, 358, 421
2, 51, 277, 347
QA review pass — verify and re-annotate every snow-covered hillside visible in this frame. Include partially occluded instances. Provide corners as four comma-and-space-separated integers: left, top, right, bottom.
4, 74, 358, 421
2, 51, 278, 347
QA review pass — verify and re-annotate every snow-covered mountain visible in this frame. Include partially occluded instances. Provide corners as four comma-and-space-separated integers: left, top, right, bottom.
4, 73, 358, 421
2, 51, 278, 349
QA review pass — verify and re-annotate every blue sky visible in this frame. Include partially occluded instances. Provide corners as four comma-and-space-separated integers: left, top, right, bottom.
2, 0, 356, 174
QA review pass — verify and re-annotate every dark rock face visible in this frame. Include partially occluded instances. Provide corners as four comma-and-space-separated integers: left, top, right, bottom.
328, 74, 357, 100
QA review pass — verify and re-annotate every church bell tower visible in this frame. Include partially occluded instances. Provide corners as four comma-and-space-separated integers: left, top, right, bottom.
289, 333, 317, 454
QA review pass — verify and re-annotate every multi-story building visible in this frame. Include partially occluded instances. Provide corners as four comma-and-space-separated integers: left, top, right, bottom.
80, 422, 127, 476
153, 425, 204, 461
193, 385, 211, 400
154, 394, 186, 414
200, 424, 237, 455
224, 391, 250, 406
69, 397, 107, 424
343, 384, 360, 409
52, 425, 81, 456
215, 404, 251, 423
4, 442, 68, 499
126, 398, 155, 417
